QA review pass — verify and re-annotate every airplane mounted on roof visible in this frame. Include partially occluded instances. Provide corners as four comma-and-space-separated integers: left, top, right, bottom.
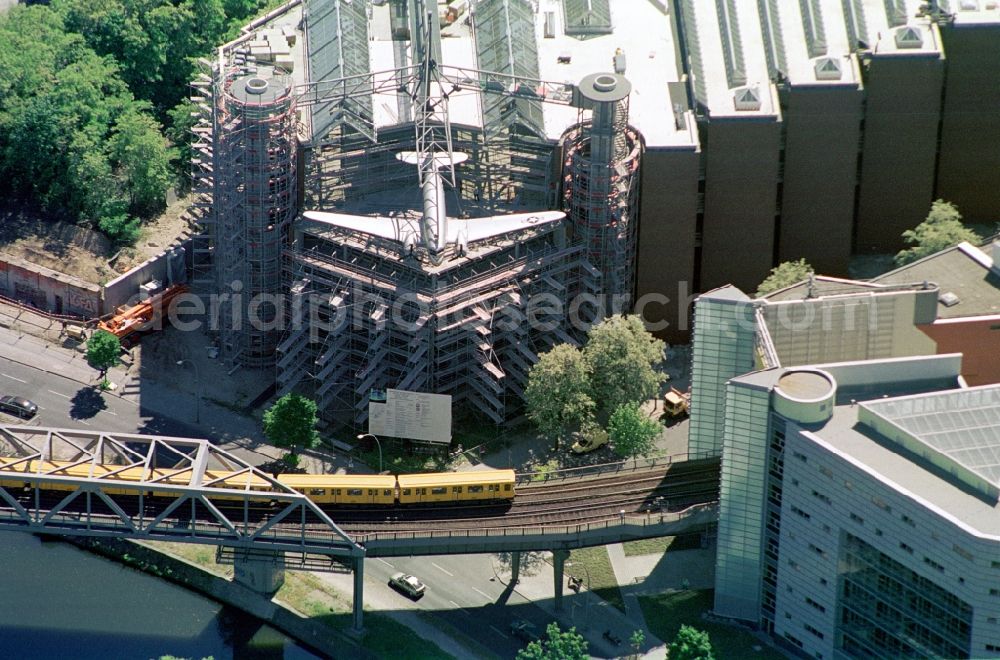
303, 151, 565, 259
302, 4, 564, 263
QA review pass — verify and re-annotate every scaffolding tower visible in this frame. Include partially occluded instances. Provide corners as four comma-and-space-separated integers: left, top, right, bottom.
212, 66, 299, 367
562, 73, 643, 311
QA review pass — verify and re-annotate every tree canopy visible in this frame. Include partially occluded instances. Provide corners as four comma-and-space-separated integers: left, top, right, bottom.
894, 199, 983, 266
263, 393, 320, 457
86, 329, 121, 387
583, 315, 665, 419
0, 1, 279, 244
755, 259, 814, 297
607, 402, 662, 459
668, 625, 715, 660
516, 623, 588, 660
525, 344, 595, 444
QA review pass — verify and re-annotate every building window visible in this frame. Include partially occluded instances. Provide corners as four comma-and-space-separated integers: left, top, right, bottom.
809, 543, 827, 558
784, 633, 804, 648
899, 542, 914, 554
901, 514, 916, 528
872, 496, 891, 513
923, 557, 945, 573
850, 513, 864, 524
793, 451, 808, 462
953, 545, 973, 562
804, 623, 825, 640
819, 466, 833, 478
792, 505, 811, 520
812, 490, 832, 505
806, 597, 826, 613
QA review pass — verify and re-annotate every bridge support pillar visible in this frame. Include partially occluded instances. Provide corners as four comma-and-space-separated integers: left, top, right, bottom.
552, 549, 569, 612
233, 552, 285, 594
510, 550, 521, 584
352, 554, 365, 633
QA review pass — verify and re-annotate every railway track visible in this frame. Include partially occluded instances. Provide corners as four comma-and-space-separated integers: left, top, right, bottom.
0, 459, 720, 538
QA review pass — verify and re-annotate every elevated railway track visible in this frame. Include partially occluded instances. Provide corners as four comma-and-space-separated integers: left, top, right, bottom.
0, 424, 720, 631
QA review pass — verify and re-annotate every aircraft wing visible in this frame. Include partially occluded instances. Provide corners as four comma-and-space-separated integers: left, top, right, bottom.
302, 211, 417, 243
450, 210, 565, 244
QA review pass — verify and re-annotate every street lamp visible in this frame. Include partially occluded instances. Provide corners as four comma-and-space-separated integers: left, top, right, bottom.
357, 433, 383, 474
565, 561, 592, 630
176, 360, 201, 424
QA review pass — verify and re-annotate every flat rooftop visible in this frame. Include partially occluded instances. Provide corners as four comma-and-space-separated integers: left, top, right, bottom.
945, 0, 1000, 25
807, 383, 1000, 538
872, 242, 1000, 318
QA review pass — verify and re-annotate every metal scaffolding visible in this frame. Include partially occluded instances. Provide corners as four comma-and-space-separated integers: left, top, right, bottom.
211, 65, 299, 367
562, 73, 643, 310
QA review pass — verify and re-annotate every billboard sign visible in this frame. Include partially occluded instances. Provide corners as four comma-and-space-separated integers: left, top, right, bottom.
369, 388, 452, 444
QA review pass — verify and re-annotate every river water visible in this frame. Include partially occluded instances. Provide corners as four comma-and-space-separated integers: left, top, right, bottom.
0, 532, 321, 659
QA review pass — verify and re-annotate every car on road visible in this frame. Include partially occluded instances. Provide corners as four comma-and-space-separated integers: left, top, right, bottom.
510, 619, 541, 643
0, 396, 38, 419
388, 572, 426, 599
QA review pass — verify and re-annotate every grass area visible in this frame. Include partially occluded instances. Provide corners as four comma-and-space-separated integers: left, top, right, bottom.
622, 533, 702, 557
565, 546, 626, 614
141, 541, 233, 578
637, 590, 784, 660
275, 573, 454, 660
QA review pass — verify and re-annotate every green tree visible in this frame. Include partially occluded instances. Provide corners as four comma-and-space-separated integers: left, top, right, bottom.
263, 394, 320, 460
525, 344, 595, 446
516, 623, 588, 660
110, 106, 173, 215
582, 315, 665, 419
86, 329, 121, 389
630, 629, 646, 658
608, 402, 662, 459
895, 199, 983, 266
668, 625, 715, 660
755, 258, 814, 297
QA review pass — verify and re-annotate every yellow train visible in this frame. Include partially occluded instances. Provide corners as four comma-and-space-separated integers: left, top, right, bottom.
0, 459, 517, 506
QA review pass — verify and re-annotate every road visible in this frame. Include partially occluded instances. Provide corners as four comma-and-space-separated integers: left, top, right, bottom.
365, 553, 554, 659
0, 356, 280, 467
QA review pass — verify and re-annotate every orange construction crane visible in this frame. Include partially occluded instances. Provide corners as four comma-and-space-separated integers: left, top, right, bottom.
97, 284, 189, 346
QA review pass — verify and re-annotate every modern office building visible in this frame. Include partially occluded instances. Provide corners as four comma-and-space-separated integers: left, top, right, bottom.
690, 240, 1000, 656
713, 359, 1000, 659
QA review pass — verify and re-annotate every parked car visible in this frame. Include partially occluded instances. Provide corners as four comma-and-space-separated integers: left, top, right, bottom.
510, 619, 541, 643
0, 396, 38, 419
570, 428, 609, 454
388, 572, 426, 599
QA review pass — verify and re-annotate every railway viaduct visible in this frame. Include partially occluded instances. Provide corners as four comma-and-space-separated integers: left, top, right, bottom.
0, 424, 719, 632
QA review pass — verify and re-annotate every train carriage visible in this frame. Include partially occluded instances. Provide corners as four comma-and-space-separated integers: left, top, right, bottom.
276, 473, 397, 505
397, 469, 515, 505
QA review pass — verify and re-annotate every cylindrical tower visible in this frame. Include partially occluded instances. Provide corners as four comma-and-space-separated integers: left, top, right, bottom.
563, 72, 642, 312
214, 67, 297, 366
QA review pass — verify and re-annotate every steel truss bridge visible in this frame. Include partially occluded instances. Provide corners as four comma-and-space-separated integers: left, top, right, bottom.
0, 425, 718, 633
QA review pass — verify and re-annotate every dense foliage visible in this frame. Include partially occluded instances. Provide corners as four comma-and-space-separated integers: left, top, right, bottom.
525, 315, 666, 444
263, 393, 321, 458
668, 624, 715, 660
524, 344, 595, 446
516, 623, 589, 660
582, 315, 666, 419
895, 199, 983, 266
0, 1, 276, 244
608, 402, 662, 459
755, 258, 814, 297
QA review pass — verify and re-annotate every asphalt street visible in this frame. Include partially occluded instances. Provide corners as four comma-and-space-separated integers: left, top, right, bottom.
367, 553, 553, 659
0, 356, 203, 438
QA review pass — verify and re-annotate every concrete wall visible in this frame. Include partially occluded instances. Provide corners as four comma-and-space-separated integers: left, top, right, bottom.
936, 24, 1000, 224
855, 53, 945, 252
636, 146, 700, 341
102, 243, 189, 313
778, 85, 864, 275
699, 118, 782, 293
0, 254, 100, 318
